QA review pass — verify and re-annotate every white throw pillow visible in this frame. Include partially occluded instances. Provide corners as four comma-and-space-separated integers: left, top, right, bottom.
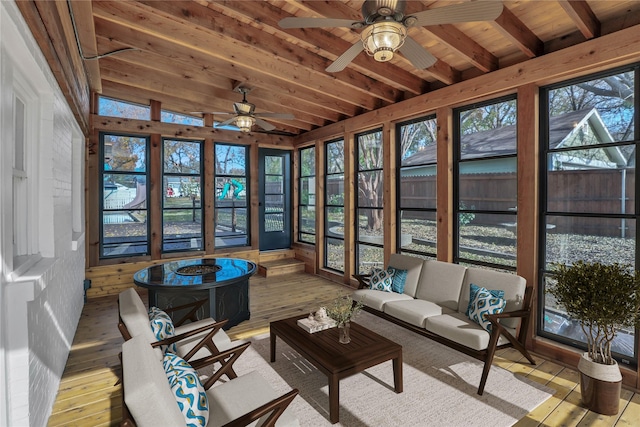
369, 267, 393, 292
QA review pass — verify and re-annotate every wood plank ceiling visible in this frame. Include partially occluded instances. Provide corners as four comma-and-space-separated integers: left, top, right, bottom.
72, 0, 640, 136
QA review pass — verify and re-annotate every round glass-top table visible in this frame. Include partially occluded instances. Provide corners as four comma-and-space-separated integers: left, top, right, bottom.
134, 258, 257, 329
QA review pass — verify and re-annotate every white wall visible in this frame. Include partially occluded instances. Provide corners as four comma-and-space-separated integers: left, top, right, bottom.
1, 1, 86, 426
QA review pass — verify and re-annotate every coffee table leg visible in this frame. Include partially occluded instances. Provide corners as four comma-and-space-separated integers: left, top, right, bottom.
393, 352, 403, 393
270, 331, 276, 362
329, 374, 339, 424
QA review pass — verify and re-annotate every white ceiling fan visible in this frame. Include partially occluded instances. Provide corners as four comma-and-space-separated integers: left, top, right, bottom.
279, 0, 503, 72
197, 87, 295, 132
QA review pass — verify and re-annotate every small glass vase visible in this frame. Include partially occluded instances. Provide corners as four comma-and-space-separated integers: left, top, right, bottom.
338, 321, 350, 344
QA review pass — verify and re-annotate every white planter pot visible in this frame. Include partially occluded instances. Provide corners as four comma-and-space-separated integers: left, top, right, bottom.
577, 352, 622, 415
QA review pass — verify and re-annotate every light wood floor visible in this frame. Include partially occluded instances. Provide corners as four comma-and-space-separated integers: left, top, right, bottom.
47, 272, 640, 426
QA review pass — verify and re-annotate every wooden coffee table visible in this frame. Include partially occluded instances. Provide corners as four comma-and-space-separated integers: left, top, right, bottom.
270, 315, 403, 424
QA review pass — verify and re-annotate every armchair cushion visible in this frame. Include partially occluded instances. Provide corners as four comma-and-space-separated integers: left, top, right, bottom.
208, 370, 300, 427
163, 352, 209, 427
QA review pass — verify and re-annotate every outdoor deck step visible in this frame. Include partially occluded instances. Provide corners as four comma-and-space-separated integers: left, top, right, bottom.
257, 258, 306, 277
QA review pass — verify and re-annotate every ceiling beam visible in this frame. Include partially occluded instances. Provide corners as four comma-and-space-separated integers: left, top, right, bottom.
558, 0, 601, 39
92, 16, 360, 117
113, 0, 394, 109
68, 0, 102, 92
493, 5, 543, 58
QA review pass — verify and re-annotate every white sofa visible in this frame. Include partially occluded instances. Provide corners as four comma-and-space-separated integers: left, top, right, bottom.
353, 254, 536, 395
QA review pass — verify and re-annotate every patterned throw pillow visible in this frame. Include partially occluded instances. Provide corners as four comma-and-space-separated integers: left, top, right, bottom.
468, 285, 507, 333
149, 307, 177, 353
163, 352, 209, 427
388, 267, 408, 294
466, 284, 504, 317
369, 267, 393, 292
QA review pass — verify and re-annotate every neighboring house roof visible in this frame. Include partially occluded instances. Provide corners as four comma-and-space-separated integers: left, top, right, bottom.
403, 108, 625, 168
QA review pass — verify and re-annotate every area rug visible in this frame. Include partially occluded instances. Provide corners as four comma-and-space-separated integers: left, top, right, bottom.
219, 312, 554, 426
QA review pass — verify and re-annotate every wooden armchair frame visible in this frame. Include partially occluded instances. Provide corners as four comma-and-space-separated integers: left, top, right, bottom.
120, 341, 299, 427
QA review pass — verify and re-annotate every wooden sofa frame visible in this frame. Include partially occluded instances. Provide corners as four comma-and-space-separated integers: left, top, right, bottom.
354, 274, 537, 395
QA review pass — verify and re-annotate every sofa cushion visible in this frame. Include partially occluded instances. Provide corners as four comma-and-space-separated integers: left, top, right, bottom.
163, 352, 209, 427
415, 260, 467, 311
388, 267, 408, 294
384, 299, 455, 328
352, 288, 413, 311
387, 253, 425, 298
123, 336, 186, 427
458, 268, 526, 329
208, 370, 300, 427
369, 267, 393, 292
425, 312, 513, 351
467, 285, 507, 332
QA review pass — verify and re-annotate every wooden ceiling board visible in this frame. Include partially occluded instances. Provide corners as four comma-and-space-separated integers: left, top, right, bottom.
27, 0, 637, 137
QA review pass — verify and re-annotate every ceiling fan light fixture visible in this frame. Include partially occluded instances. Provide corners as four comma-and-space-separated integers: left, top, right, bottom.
361, 21, 406, 62
235, 115, 255, 132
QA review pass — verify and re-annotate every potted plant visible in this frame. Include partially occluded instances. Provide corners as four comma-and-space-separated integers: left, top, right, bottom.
549, 260, 640, 415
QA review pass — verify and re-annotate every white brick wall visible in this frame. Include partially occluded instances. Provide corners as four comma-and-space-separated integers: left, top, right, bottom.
1, 2, 86, 426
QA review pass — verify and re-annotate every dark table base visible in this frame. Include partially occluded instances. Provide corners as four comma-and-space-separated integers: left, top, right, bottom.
148, 277, 250, 329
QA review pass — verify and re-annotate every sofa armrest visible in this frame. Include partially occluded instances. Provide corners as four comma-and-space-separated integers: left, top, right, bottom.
485, 309, 530, 321
353, 274, 371, 289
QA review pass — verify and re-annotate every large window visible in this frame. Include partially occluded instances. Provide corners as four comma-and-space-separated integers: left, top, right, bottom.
397, 116, 438, 258
298, 146, 316, 244
454, 97, 518, 271
540, 67, 638, 366
325, 139, 345, 272
356, 129, 384, 274
214, 143, 249, 248
101, 133, 149, 257
162, 139, 202, 252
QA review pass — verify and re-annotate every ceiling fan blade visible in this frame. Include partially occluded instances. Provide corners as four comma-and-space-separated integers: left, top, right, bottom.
326, 42, 364, 73
254, 112, 296, 120
398, 36, 437, 70
254, 118, 276, 131
410, 2, 503, 27
190, 111, 234, 115
279, 16, 361, 29
215, 117, 237, 127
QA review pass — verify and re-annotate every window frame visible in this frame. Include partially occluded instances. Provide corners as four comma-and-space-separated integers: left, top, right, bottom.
99, 132, 151, 258
298, 145, 316, 244
214, 142, 250, 249
453, 95, 518, 272
355, 128, 385, 274
538, 64, 640, 367
161, 137, 204, 253
324, 138, 345, 273
396, 114, 438, 259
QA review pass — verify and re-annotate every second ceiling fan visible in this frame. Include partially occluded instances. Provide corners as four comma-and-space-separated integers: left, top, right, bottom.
210, 87, 295, 133
279, 0, 503, 72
